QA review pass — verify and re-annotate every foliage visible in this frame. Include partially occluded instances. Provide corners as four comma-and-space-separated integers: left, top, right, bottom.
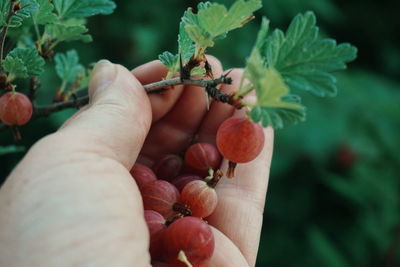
54, 50, 84, 83
3, 47, 45, 79
244, 12, 356, 128
160, 0, 262, 78
261, 12, 356, 97
53, 0, 116, 19
182, 0, 262, 50
32, 0, 57, 25
159, 4, 356, 129
45, 19, 92, 43
0, 0, 38, 28
0, 0, 116, 85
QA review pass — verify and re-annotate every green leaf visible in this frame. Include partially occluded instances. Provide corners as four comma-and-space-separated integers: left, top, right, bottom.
247, 65, 305, 129
158, 51, 179, 75
183, 10, 214, 48
0, 145, 25, 156
178, 21, 195, 62
0, 1, 7, 26
181, 7, 209, 45
182, 0, 261, 49
53, 0, 116, 19
244, 12, 356, 128
3, 57, 26, 78
244, 55, 305, 128
158, 51, 177, 69
198, 0, 262, 37
281, 41, 357, 96
257, 68, 300, 109
190, 66, 206, 77
32, 0, 57, 24
54, 50, 84, 83
160, 1, 261, 74
159, 21, 196, 76
12, 0, 38, 28
254, 17, 269, 51
244, 30, 304, 129
262, 12, 357, 96
250, 98, 306, 129
3, 47, 45, 78
0, 0, 39, 28
46, 19, 92, 42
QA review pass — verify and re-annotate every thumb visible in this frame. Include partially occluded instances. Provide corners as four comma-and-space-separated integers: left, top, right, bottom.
0, 60, 153, 267
60, 60, 152, 168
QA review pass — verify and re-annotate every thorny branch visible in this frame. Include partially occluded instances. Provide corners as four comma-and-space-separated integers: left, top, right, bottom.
0, 75, 239, 132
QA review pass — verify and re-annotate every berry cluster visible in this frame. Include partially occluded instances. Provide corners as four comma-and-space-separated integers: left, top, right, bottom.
131, 116, 265, 266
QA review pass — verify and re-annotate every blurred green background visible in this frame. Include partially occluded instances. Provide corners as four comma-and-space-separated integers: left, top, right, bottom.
1, 0, 400, 266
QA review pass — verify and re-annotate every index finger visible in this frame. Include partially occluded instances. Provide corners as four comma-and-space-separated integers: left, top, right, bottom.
131, 60, 184, 123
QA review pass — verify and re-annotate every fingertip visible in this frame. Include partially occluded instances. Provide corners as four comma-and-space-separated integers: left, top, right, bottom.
204, 227, 250, 267
205, 55, 224, 78
89, 60, 117, 99
90, 61, 149, 106
221, 68, 244, 94
131, 60, 169, 84
132, 60, 184, 122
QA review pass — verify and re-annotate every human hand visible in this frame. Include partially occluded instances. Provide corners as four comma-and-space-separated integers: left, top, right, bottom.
0, 58, 273, 267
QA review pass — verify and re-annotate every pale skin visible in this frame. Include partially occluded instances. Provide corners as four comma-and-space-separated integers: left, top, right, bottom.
0, 57, 273, 267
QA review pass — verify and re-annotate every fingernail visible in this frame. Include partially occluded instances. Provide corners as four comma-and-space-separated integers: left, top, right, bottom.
90, 60, 117, 96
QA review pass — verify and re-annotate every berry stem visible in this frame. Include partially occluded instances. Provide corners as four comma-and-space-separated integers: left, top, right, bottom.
172, 202, 192, 217
178, 250, 193, 267
10, 126, 21, 141
226, 161, 237, 178
207, 169, 223, 188
165, 213, 184, 226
